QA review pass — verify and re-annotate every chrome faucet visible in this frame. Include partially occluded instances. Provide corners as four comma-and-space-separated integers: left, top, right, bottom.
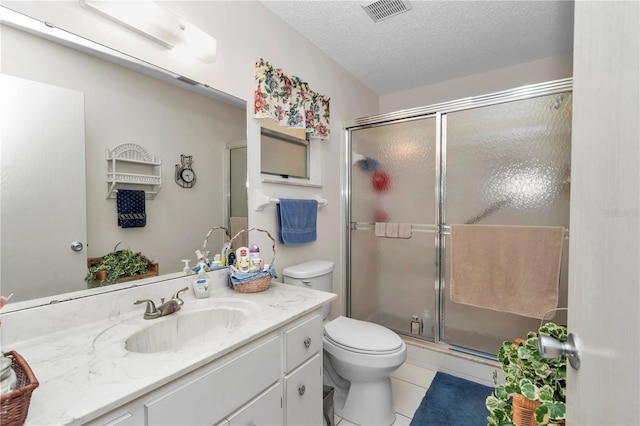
133, 287, 189, 320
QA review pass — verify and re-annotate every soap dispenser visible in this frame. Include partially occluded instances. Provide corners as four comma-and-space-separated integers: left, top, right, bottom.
192, 261, 210, 299
181, 259, 192, 275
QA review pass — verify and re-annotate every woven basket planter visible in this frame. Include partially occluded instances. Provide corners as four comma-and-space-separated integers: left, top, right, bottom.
0, 351, 39, 426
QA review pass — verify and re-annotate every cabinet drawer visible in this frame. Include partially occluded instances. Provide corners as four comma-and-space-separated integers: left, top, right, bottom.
284, 354, 322, 426
284, 314, 322, 372
228, 382, 282, 426
145, 335, 281, 425
85, 401, 143, 426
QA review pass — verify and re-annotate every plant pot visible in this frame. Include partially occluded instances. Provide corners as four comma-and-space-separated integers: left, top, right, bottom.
512, 394, 541, 426
512, 394, 565, 426
87, 258, 159, 287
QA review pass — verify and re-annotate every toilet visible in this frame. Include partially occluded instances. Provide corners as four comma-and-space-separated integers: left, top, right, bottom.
283, 260, 407, 426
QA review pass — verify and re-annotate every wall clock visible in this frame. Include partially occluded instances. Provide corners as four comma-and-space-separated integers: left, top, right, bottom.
175, 154, 196, 188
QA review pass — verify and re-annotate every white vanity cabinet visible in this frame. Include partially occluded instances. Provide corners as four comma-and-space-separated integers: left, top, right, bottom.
283, 314, 324, 426
86, 309, 324, 426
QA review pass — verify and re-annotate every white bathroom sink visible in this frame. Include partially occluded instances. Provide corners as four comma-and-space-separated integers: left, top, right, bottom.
125, 307, 248, 353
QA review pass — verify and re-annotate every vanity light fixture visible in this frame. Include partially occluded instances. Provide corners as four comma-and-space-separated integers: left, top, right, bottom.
79, 0, 217, 63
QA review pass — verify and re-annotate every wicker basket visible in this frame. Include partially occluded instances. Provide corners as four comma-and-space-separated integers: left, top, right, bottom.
201, 226, 231, 259
0, 351, 39, 426
228, 228, 275, 293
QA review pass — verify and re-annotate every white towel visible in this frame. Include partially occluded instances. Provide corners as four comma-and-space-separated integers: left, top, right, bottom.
375, 223, 412, 239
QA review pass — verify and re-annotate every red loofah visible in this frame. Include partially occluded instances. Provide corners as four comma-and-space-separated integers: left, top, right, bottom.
372, 170, 391, 192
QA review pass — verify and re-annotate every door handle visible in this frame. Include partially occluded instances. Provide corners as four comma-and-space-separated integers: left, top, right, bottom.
538, 332, 580, 370
70, 241, 84, 252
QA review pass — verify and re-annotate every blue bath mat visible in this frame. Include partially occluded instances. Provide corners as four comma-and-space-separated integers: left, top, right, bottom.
410, 372, 493, 426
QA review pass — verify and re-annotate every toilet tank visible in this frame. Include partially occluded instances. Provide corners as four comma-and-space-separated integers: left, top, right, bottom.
283, 260, 334, 319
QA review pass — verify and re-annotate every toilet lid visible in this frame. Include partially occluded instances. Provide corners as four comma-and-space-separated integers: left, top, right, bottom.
324, 316, 403, 353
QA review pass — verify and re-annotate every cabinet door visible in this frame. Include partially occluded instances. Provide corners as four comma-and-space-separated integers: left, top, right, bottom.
284, 314, 322, 373
284, 354, 322, 426
228, 382, 282, 426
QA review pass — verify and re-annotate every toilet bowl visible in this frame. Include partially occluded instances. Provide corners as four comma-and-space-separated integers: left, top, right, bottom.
283, 261, 407, 426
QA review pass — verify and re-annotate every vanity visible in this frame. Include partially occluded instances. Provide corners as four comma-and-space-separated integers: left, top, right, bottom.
0, 275, 336, 425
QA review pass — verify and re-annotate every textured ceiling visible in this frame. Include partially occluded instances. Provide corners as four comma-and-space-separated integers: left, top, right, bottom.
261, 0, 575, 95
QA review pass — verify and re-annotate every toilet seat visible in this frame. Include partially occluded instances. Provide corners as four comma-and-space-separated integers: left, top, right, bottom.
324, 316, 403, 355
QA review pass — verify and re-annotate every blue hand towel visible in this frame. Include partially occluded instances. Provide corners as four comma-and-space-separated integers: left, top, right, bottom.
276, 198, 318, 245
117, 189, 146, 228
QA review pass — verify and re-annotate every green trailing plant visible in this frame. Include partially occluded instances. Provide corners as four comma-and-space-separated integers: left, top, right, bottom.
85, 250, 151, 286
486, 322, 567, 426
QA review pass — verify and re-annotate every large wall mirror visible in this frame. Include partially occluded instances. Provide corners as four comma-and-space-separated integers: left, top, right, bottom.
0, 9, 248, 308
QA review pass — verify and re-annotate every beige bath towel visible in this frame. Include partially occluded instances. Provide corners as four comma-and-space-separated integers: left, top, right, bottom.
449, 224, 564, 319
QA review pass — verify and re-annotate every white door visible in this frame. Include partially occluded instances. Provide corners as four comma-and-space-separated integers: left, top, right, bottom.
568, 2, 639, 424
1, 74, 87, 302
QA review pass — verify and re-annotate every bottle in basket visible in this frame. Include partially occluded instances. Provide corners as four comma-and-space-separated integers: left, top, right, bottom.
236, 247, 250, 272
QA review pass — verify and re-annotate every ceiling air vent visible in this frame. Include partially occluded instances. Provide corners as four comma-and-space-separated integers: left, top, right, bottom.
361, 0, 411, 23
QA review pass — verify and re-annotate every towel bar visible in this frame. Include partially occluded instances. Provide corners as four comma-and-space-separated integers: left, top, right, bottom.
253, 191, 327, 212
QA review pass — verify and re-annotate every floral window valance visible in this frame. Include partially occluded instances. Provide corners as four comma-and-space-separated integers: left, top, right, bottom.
254, 58, 330, 140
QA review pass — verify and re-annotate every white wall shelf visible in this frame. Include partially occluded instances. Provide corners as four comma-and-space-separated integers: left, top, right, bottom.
106, 143, 162, 199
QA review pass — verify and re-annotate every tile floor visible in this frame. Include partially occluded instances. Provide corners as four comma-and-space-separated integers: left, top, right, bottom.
334, 362, 437, 426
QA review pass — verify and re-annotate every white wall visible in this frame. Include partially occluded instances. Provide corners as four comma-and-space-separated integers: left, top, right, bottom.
379, 53, 573, 113
2, 1, 380, 318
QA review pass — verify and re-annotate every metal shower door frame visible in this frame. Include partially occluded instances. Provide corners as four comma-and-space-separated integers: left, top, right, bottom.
344, 78, 573, 354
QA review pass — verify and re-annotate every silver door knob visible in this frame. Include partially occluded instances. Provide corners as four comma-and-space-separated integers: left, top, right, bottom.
70, 241, 84, 252
298, 385, 306, 396
538, 332, 580, 370
304, 337, 311, 348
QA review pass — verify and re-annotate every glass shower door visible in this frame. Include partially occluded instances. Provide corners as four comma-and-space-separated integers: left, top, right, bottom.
349, 116, 437, 340
441, 92, 572, 355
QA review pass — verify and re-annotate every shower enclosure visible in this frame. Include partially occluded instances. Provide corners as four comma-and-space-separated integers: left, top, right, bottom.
345, 79, 572, 356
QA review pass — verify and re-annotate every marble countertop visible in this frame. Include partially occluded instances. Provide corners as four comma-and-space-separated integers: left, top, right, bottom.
5, 279, 335, 425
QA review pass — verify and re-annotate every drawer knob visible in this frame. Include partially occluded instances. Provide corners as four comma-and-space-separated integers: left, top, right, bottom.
304, 337, 312, 348
298, 385, 306, 396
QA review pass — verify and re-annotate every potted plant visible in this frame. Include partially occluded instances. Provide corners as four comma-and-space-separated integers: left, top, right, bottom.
85, 249, 156, 286
486, 322, 567, 426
